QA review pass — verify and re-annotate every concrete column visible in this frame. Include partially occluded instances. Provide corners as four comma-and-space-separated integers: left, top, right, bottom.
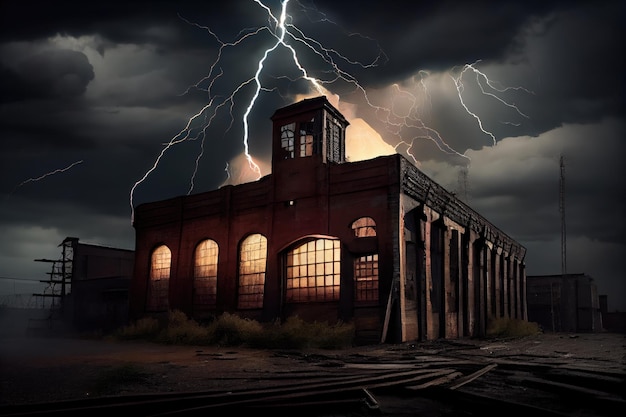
484, 241, 493, 322
398, 204, 407, 342
423, 208, 433, 340
453, 228, 463, 339
422, 206, 440, 341
502, 253, 510, 319
513, 259, 521, 319
466, 230, 478, 337
439, 223, 448, 339
443, 218, 463, 339
494, 246, 502, 318
520, 262, 528, 320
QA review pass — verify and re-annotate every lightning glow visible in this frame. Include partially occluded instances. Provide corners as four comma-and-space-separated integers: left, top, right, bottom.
129, 0, 385, 222
129, 0, 532, 223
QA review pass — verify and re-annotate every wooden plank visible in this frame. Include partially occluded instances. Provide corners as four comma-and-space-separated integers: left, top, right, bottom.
406, 371, 464, 390
380, 280, 394, 343
448, 363, 498, 390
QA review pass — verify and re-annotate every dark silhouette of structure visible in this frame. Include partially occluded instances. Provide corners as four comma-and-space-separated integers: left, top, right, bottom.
527, 273, 603, 333
32, 237, 134, 334
130, 96, 527, 344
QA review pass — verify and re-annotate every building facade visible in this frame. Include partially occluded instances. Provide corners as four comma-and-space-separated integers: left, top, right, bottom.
32, 237, 134, 334
527, 273, 603, 333
129, 96, 527, 344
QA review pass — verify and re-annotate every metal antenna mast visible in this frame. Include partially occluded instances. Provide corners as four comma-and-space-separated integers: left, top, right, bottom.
559, 154, 566, 276
457, 165, 470, 203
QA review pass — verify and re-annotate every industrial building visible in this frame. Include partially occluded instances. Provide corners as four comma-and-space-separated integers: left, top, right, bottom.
129, 96, 527, 344
526, 273, 603, 333
32, 237, 134, 334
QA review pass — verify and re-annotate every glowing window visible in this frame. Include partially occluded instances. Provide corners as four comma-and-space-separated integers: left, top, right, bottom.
193, 239, 219, 308
147, 245, 170, 311
354, 254, 379, 302
281, 123, 295, 159
299, 119, 315, 157
285, 238, 341, 303
351, 217, 377, 237
238, 234, 267, 309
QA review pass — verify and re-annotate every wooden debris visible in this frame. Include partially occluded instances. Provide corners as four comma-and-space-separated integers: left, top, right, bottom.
447, 363, 498, 390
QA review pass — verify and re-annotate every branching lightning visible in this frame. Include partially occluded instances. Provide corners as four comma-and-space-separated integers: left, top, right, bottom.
129, 0, 532, 222
451, 60, 533, 146
129, 0, 384, 222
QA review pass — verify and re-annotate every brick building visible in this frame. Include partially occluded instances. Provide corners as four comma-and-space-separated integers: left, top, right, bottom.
129, 96, 527, 344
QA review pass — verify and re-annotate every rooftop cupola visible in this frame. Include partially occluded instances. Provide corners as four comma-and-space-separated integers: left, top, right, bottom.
270, 96, 349, 172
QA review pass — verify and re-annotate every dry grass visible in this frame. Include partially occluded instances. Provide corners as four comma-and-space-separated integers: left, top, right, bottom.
113, 310, 355, 349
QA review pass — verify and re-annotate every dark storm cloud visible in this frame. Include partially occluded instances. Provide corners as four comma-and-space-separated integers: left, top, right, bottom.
0, 0, 624, 310
0, 48, 94, 102
0, 1, 269, 52
310, 0, 592, 83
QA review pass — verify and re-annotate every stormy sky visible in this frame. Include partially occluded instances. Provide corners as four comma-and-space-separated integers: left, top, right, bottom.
1, 0, 624, 311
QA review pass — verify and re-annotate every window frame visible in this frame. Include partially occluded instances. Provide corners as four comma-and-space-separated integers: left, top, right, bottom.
147, 244, 171, 311
237, 233, 267, 309
193, 239, 219, 309
285, 237, 341, 303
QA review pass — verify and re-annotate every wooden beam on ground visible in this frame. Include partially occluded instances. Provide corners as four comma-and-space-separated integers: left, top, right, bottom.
448, 363, 498, 390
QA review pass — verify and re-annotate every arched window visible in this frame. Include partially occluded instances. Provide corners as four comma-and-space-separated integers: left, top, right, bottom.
285, 238, 340, 303
354, 254, 379, 302
238, 234, 267, 309
147, 245, 170, 311
351, 217, 376, 237
194, 239, 219, 309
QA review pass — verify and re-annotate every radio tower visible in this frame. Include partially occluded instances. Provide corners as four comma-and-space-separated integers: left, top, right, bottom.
559, 154, 566, 276
456, 165, 470, 203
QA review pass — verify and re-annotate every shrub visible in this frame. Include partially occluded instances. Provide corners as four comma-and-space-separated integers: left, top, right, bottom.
246, 316, 355, 349
112, 311, 355, 349
156, 310, 212, 345
486, 317, 541, 339
205, 312, 264, 346
113, 316, 161, 340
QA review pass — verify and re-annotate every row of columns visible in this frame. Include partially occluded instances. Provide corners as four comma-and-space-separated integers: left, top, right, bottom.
400, 205, 526, 342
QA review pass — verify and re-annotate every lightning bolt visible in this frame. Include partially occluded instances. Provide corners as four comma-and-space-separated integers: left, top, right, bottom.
129, 0, 385, 222
452, 60, 533, 146
129, 1, 532, 222
6, 160, 84, 199
387, 79, 469, 166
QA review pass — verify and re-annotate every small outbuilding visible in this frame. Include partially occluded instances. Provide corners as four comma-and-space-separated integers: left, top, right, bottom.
527, 273, 603, 333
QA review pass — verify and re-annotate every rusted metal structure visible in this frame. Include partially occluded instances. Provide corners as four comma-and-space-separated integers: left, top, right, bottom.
130, 96, 526, 344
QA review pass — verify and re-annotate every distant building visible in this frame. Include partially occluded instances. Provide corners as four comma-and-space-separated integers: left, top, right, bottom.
599, 295, 626, 333
130, 96, 527, 344
526, 273, 603, 333
36, 237, 134, 333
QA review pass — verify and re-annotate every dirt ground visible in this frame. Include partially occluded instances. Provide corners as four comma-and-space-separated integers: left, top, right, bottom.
1, 331, 624, 415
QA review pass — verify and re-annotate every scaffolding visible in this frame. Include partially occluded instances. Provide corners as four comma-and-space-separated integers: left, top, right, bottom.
32, 237, 75, 322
